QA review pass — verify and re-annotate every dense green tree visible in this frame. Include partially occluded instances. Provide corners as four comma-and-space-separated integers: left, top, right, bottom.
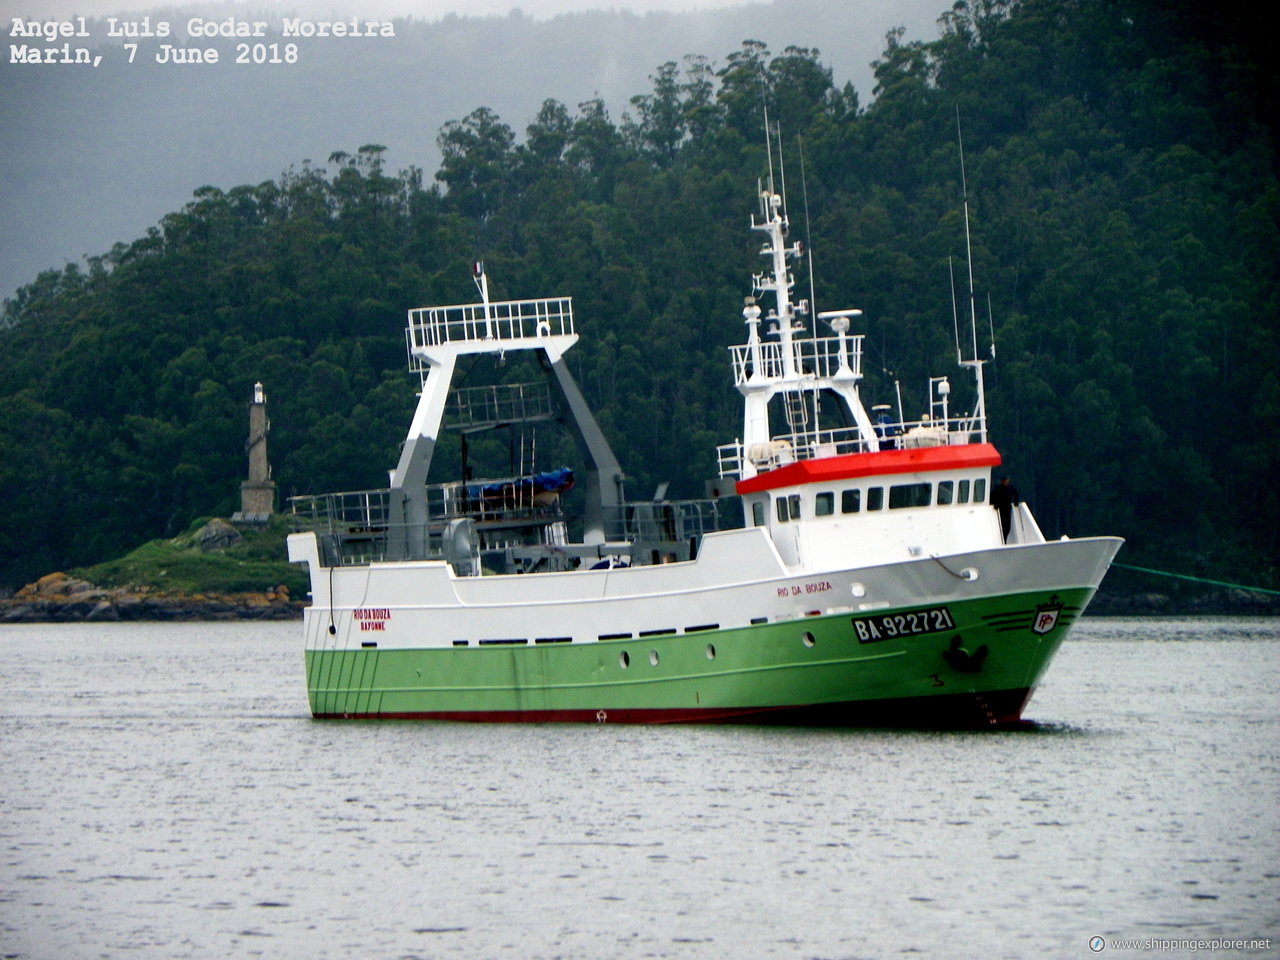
436, 107, 517, 222
0, 0, 1275, 591
628, 61, 686, 164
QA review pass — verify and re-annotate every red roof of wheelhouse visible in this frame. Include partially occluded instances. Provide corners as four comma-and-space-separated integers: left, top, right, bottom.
735, 443, 1002, 495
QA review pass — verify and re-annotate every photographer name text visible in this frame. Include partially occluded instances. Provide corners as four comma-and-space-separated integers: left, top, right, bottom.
8, 16, 396, 66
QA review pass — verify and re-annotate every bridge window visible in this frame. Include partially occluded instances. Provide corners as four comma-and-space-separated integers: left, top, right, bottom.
889, 482, 932, 509
974, 478, 987, 503
842, 489, 861, 513
815, 492, 834, 516
937, 480, 954, 505
958, 479, 971, 503
867, 487, 884, 511
752, 500, 766, 526
775, 494, 801, 523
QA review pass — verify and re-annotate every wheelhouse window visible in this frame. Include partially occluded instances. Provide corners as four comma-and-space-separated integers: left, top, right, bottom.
937, 480, 954, 505
752, 500, 766, 527
974, 478, 987, 503
815, 492, 834, 517
841, 489, 861, 514
867, 487, 884, 511
958, 479, 971, 503
889, 482, 932, 509
776, 494, 801, 523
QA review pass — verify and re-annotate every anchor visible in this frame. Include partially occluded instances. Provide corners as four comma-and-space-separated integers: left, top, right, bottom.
942, 634, 988, 673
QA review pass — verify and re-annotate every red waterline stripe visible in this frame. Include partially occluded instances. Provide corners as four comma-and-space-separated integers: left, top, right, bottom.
313, 687, 1034, 728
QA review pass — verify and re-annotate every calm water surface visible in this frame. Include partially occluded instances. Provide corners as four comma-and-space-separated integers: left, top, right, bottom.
2, 618, 1277, 959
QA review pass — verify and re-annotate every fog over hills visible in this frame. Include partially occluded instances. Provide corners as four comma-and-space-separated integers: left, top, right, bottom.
1, 0, 944, 301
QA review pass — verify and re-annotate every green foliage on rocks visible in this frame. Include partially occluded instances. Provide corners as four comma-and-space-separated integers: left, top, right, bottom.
71, 516, 308, 597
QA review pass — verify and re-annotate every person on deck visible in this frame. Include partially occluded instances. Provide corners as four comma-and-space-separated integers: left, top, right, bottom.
991, 476, 1020, 542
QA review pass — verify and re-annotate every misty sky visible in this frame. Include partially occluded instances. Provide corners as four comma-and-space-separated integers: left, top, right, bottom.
2, 0, 947, 299
5, 0, 736, 21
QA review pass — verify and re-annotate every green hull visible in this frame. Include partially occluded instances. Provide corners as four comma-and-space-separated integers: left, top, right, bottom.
305, 587, 1091, 726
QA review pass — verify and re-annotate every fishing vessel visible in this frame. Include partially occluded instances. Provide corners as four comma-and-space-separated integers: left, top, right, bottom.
286, 178, 1122, 726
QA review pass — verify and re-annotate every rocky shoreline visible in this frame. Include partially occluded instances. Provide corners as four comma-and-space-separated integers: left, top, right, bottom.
0, 572, 304, 623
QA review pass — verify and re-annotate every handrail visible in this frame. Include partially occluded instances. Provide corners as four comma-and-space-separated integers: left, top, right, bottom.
445, 381, 555, 429
289, 486, 729, 568
728, 333, 863, 385
716, 413, 986, 478
406, 296, 573, 352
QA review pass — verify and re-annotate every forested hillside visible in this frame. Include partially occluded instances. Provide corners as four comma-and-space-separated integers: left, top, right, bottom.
1, 0, 1274, 593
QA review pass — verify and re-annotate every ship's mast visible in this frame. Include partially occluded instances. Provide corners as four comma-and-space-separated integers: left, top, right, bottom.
752, 190, 803, 379
955, 110, 991, 443
733, 171, 880, 478
386, 275, 623, 558
473, 260, 496, 340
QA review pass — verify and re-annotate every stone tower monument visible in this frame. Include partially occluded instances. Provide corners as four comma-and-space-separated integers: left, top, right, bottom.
233, 381, 275, 523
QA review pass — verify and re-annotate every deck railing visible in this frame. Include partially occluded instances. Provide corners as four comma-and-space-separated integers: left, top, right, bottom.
728, 333, 863, 385
603, 498, 727, 549
406, 296, 573, 365
716, 414, 984, 478
290, 483, 732, 568
289, 475, 568, 534
444, 381, 555, 429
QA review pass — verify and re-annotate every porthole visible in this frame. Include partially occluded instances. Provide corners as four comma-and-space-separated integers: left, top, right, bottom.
802, 631, 816, 648
851, 582, 866, 598
619, 651, 630, 668
649, 649, 660, 667
706, 643, 716, 660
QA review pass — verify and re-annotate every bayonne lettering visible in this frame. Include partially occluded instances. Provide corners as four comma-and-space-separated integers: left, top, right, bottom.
354, 608, 391, 632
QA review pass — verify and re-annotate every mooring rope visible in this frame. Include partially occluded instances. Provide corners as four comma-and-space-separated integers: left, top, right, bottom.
1111, 562, 1280, 597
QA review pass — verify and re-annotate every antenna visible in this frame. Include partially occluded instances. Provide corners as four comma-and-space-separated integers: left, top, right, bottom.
763, 105, 776, 199
797, 135, 818, 329
955, 105, 988, 442
473, 259, 494, 339
986, 291, 997, 359
776, 122, 788, 224
957, 106, 979, 365
949, 256, 962, 365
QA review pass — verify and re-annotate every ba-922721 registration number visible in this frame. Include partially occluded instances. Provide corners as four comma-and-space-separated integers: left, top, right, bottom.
851, 605, 955, 643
